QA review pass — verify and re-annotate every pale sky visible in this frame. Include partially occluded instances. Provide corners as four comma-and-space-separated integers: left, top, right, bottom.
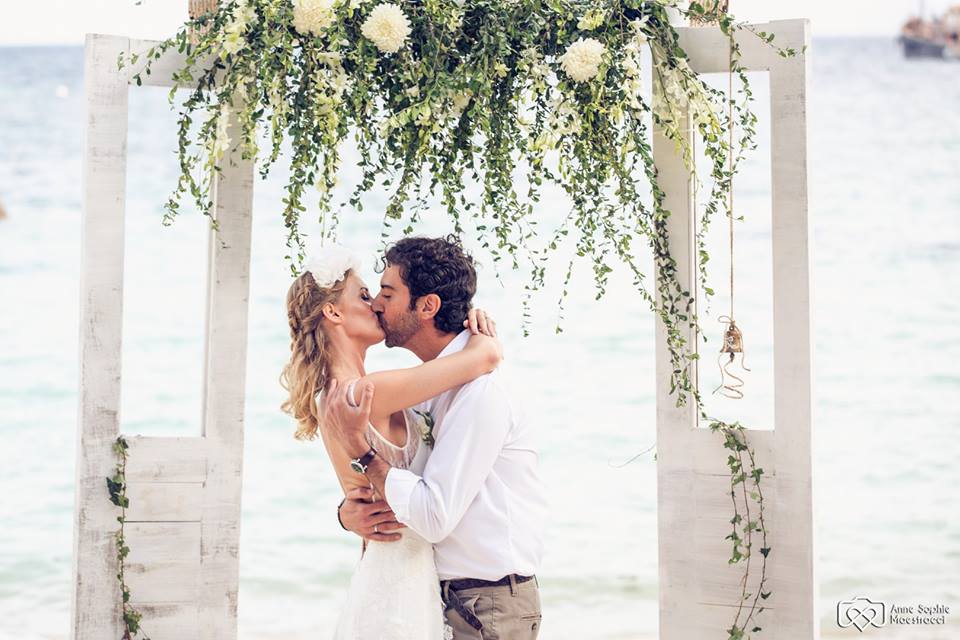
0, 0, 953, 45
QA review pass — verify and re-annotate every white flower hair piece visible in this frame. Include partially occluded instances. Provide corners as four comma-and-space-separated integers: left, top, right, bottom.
305, 244, 362, 289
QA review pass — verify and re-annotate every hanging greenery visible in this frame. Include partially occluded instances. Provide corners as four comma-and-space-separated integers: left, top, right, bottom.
121, 1, 802, 638
106, 436, 151, 640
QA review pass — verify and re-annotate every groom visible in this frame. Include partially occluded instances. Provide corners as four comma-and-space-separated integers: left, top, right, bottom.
324, 235, 547, 639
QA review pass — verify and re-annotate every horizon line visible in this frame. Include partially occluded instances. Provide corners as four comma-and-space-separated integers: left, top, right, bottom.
0, 32, 902, 47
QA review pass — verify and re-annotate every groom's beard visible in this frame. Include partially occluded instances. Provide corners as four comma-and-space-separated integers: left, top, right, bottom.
379, 310, 421, 348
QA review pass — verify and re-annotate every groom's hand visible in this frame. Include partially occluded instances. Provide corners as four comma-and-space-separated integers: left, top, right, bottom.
340, 487, 405, 542
324, 378, 374, 457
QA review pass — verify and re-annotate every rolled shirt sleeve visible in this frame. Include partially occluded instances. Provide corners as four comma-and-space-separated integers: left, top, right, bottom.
384, 375, 512, 544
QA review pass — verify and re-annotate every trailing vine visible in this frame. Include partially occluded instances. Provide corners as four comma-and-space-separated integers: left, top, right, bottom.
707, 419, 770, 639
119, 1, 804, 638
106, 436, 151, 640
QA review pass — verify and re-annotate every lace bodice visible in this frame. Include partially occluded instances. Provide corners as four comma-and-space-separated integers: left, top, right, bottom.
331, 385, 449, 639
339, 379, 422, 470
364, 408, 421, 470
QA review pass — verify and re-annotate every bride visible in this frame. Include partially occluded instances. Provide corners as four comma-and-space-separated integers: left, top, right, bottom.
279, 246, 500, 639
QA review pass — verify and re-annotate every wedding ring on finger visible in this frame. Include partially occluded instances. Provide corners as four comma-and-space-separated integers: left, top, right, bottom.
346, 380, 359, 408
373, 524, 379, 534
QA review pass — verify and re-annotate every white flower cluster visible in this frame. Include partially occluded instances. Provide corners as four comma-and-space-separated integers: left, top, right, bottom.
314, 50, 349, 112
292, 0, 337, 37
268, 73, 288, 125
222, 0, 257, 57
622, 19, 649, 112
519, 47, 551, 95
361, 3, 412, 54
653, 55, 715, 129
576, 8, 607, 31
210, 103, 233, 162
305, 244, 362, 289
533, 96, 581, 152
559, 37, 606, 82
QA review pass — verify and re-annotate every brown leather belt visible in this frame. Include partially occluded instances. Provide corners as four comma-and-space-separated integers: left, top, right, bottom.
442, 573, 536, 591
440, 574, 537, 631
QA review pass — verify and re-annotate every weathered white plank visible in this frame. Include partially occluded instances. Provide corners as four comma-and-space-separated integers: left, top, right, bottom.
691, 603, 776, 639
126, 482, 204, 522
80, 33, 212, 90
693, 473, 778, 607
654, 19, 815, 640
678, 19, 809, 74
692, 427, 776, 477
125, 522, 202, 603
125, 436, 208, 482
127, 603, 200, 640
197, 96, 255, 638
71, 32, 130, 640
652, 24, 701, 637
125, 37, 217, 89
767, 19, 818, 639
653, 98, 697, 638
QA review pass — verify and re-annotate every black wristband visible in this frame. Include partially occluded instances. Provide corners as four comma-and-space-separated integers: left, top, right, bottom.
337, 497, 348, 531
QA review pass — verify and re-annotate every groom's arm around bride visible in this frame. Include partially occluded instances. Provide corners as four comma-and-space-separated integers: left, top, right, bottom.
326, 370, 547, 639
325, 235, 548, 639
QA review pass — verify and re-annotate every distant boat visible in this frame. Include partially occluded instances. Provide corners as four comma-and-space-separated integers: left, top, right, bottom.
899, 5, 960, 59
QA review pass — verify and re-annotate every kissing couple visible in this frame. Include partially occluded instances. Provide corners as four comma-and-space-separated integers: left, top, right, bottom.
280, 235, 548, 639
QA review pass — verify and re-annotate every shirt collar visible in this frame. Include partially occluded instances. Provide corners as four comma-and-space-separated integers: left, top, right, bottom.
436, 329, 471, 359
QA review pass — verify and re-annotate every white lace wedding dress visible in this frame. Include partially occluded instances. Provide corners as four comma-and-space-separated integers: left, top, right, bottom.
332, 405, 452, 640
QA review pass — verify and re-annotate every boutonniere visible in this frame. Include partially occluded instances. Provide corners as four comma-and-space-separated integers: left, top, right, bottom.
412, 409, 436, 448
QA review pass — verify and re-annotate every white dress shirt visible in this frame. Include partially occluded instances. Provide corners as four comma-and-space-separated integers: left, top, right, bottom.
385, 330, 547, 581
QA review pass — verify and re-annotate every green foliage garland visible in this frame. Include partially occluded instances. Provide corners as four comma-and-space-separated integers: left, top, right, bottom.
120, 2, 804, 637
106, 436, 151, 640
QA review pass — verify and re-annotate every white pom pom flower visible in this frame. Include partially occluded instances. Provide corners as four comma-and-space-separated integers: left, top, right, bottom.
361, 3, 412, 54
305, 244, 362, 289
292, 0, 337, 37
559, 37, 606, 82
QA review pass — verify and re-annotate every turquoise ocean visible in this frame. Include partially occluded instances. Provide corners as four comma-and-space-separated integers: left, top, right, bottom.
1, 37, 958, 638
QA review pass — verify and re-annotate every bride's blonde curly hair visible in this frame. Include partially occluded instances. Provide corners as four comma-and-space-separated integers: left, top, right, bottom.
279, 269, 350, 441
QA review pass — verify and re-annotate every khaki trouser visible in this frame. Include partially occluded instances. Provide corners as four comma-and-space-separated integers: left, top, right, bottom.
441, 575, 542, 640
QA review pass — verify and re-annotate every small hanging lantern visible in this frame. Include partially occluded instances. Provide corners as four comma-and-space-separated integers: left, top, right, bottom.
713, 315, 751, 399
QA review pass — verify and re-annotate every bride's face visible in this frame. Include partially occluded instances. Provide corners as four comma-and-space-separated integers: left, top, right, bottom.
334, 272, 386, 346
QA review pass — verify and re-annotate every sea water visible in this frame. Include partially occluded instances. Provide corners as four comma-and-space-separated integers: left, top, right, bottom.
0, 37, 958, 639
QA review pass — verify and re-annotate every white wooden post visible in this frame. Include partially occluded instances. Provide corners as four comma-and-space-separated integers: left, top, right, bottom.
71, 34, 253, 640
653, 19, 817, 639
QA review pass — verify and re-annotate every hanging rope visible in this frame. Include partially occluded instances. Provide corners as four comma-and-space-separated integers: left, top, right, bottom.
189, 0, 219, 41
713, 35, 751, 400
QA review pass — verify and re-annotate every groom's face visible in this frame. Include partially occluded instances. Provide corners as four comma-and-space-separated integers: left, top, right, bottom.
372, 265, 422, 348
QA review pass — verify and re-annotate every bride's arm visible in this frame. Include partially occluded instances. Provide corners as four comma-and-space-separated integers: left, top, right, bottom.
361, 332, 501, 421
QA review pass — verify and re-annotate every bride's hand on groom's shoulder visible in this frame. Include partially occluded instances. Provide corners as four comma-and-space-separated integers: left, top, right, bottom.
464, 307, 497, 338
465, 308, 504, 366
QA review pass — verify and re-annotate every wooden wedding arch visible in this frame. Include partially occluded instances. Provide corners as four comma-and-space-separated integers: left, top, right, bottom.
71, 5, 815, 639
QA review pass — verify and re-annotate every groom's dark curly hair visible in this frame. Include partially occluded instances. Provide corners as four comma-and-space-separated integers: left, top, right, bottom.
379, 235, 477, 334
